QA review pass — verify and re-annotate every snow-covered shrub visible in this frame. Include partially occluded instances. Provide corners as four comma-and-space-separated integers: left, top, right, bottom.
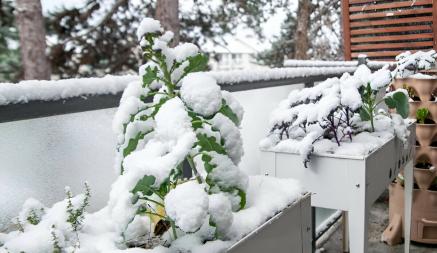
261, 50, 437, 166
0, 18, 249, 252
113, 17, 247, 240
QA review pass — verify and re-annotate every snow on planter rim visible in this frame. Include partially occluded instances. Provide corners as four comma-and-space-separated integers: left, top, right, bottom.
0, 176, 305, 253
0, 66, 356, 106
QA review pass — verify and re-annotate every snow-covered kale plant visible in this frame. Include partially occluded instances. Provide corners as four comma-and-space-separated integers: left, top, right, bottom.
0, 18, 250, 252
261, 50, 437, 166
112, 17, 247, 241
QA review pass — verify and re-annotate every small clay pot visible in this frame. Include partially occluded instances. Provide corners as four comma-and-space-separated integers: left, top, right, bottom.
414, 168, 436, 190
416, 124, 437, 146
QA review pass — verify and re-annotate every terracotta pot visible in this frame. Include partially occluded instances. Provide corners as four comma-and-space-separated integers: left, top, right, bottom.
386, 181, 437, 244
406, 78, 437, 101
429, 102, 437, 123
431, 147, 437, 167
414, 168, 436, 190
409, 101, 422, 119
416, 124, 437, 146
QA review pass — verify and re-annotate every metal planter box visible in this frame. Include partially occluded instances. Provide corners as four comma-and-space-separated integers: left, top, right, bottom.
259, 124, 415, 253
227, 193, 312, 253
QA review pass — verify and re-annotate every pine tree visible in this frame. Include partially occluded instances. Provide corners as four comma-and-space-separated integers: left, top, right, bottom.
0, 0, 21, 82
257, 11, 297, 67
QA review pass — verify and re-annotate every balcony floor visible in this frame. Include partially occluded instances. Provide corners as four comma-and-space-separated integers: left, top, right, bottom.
320, 191, 437, 253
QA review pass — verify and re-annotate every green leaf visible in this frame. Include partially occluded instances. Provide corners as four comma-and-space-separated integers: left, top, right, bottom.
201, 153, 216, 173
359, 107, 371, 121
219, 100, 240, 125
123, 131, 149, 157
142, 66, 158, 88
132, 175, 156, 196
236, 188, 246, 210
384, 91, 409, 118
184, 54, 208, 73
196, 133, 227, 155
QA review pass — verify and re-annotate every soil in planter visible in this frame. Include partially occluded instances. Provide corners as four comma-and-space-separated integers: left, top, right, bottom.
411, 95, 422, 101
418, 118, 436, 124
428, 184, 437, 191
415, 161, 434, 170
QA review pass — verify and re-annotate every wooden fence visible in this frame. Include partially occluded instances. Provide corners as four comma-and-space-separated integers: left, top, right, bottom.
342, 0, 437, 61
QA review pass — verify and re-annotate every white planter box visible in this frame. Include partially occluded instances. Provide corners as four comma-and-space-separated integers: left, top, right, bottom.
260, 124, 415, 253
227, 193, 312, 253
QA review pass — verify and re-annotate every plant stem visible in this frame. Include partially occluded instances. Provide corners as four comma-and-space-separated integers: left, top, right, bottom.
143, 211, 166, 219
140, 197, 164, 207
187, 156, 203, 184
170, 220, 178, 240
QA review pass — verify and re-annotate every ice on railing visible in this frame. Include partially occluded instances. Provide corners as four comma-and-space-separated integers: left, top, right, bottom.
209, 66, 357, 84
0, 75, 138, 106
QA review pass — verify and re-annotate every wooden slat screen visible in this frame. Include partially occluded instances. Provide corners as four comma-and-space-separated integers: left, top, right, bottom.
342, 0, 437, 61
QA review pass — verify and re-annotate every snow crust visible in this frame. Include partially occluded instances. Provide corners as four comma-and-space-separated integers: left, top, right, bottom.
0, 176, 304, 253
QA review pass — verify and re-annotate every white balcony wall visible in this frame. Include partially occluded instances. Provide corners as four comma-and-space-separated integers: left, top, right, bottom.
0, 84, 304, 230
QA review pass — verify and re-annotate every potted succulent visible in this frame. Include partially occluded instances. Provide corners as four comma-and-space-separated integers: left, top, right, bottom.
0, 18, 311, 253
259, 50, 437, 253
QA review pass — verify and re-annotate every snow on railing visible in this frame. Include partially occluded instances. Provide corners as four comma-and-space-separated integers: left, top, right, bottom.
284, 59, 358, 67
283, 59, 394, 70
209, 66, 356, 84
0, 67, 355, 106
0, 75, 137, 106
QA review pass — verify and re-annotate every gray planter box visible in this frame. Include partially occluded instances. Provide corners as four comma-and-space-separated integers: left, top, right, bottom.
260, 124, 416, 253
227, 193, 312, 253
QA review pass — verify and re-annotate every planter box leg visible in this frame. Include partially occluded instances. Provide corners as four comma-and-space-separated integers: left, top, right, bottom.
348, 194, 369, 253
404, 160, 414, 253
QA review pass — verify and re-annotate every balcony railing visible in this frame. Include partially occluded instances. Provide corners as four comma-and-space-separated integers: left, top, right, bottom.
0, 60, 383, 241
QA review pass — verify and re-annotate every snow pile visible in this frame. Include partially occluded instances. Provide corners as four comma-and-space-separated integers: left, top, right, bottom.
164, 181, 209, 233
137, 18, 163, 40
180, 73, 222, 117
0, 176, 305, 253
0, 75, 137, 106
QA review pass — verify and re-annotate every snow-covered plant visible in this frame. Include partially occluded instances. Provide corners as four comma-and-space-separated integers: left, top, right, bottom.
112, 17, 247, 242
262, 50, 437, 166
416, 108, 430, 124
14, 198, 46, 231
66, 182, 90, 234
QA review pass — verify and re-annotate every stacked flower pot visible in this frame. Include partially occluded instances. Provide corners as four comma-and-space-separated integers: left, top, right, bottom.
384, 76, 437, 244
